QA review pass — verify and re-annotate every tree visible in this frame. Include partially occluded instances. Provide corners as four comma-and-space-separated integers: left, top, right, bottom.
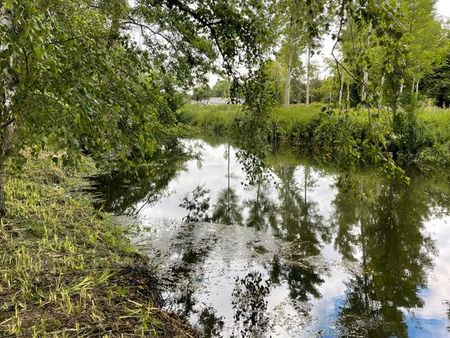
0, 0, 274, 216
421, 50, 450, 107
263, 60, 287, 105
275, 0, 304, 106
276, 0, 331, 106
402, 0, 448, 96
211, 79, 231, 98
192, 84, 211, 103
337, 0, 447, 109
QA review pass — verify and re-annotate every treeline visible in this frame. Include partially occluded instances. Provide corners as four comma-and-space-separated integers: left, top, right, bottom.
180, 103, 450, 172
270, 0, 450, 109
192, 0, 450, 108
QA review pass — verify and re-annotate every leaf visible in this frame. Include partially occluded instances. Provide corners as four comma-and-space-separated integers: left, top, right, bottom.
2, 0, 14, 10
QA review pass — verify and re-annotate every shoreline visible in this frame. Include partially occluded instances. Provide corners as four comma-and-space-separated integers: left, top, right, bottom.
179, 103, 450, 173
0, 155, 196, 337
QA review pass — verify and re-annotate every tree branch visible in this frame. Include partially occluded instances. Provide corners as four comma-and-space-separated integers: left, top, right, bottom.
1, 118, 15, 130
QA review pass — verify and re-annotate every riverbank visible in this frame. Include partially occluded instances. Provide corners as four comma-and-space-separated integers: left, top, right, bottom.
178, 104, 450, 172
0, 156, 196, 337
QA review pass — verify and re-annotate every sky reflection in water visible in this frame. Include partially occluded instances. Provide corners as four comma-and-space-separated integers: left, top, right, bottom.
92, 139, 450, 337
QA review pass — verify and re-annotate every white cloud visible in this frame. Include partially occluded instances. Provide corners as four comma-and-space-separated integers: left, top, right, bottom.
436, 0, 450, 19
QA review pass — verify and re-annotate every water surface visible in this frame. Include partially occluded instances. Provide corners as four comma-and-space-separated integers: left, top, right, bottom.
91, 139, 450, 337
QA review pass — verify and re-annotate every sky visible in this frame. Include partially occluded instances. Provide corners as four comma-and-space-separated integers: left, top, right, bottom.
436, 0, 450, 19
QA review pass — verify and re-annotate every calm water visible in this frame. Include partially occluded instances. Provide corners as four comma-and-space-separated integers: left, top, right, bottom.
91, 139, 450, 338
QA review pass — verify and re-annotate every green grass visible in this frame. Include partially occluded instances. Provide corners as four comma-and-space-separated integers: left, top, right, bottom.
0, 156, 195, 337
179, 103, 450, 171
415, 107, 450, 170
273, 103, 322, 120
419, 107, 450, 140
178, 104, 242, 135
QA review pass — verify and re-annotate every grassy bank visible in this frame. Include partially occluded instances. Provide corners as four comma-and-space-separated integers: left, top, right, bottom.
179, 104, 450, 171
0, 156, 195, 337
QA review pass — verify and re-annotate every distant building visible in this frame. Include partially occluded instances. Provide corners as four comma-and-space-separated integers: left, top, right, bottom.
192, 97, 243, 105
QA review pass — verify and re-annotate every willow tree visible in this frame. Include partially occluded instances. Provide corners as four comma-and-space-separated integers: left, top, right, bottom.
0, 0, 274, 216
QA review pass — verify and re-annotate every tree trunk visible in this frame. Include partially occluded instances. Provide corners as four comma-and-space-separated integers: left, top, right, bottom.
306, 44, 311, 106
346, 81, 350, 108
415, 79, 419, 95
0, 159, 6, 217
361, 69, 368, 102
0, 0, 19, 218
379, 74, 385, 107
0, 8, 17, 217
284, 50, 293, 107
338, 76, 344, 110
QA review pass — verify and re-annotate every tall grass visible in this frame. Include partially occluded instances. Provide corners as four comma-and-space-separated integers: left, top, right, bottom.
178, 104, 242, 135
415, 107, 450, 170
0, 156, 195, 337
179, 103, 450, 171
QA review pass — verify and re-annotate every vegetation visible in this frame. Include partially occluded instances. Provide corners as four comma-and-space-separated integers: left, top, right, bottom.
180, 103, 450, 171
0, 155, 195, 337
268, 0, 450, 109
421, 51, 450, 107
0, 1, 272, 335
210, 79, 231, 98
1, 0, 450, 335
0, 0, 273, 215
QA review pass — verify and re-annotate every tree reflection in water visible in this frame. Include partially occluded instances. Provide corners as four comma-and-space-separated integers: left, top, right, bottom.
198, 306, 225, 338
447, 301, 450, 333
180, 185, 211, 222
212, 188, 243, 225
88, 140, 449, 337
271, 162, 330, 304
231, 271, 271, 338
245, 182, 278, 232
166, 222, 219, 319
334, 178, 437, 337
87, 144, 190, 214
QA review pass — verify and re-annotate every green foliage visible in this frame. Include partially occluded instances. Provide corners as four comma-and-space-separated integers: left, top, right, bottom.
421, 52, 450, 107
181, 103, 450, 172
192, 84, 212, 102
179, 104, 243, 135
1, 0, 174, 173
263, 60, 288, 105
0, 0, 275, 214
211, 79, 231, 98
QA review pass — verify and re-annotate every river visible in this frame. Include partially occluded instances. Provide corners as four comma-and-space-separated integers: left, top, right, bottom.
90, 138, 450, 337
